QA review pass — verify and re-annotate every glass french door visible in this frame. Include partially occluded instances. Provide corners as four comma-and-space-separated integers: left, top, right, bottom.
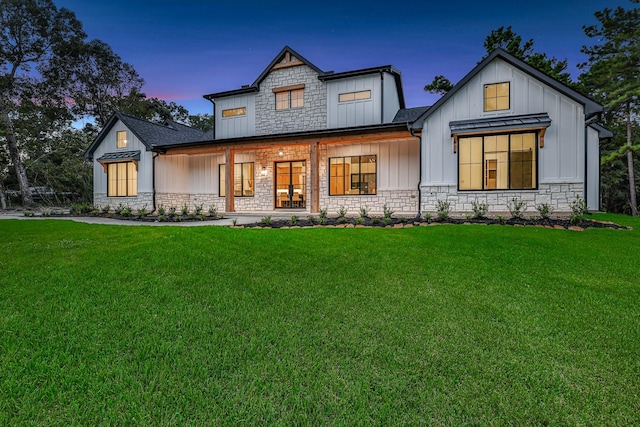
275, 161, 306, 208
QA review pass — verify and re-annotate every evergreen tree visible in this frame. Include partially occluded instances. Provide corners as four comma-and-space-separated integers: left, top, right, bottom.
580, 0, 640, 215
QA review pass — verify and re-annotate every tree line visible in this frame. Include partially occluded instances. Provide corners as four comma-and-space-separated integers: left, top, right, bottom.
1, 0, 638, 215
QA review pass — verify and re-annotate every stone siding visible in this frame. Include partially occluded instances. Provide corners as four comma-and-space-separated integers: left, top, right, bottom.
93, 192, 153, 211
155, 193, 225, 213
420, 182, 585, 213
255, 65, 326, 135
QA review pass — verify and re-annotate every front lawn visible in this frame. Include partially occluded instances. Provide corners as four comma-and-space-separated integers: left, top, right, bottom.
1, 214, 639, 425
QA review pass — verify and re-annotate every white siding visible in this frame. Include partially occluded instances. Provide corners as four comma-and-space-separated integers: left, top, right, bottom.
586, 127, 600, 211
422, 58, 586, 187
326, 139, 419, 191
382, 72, 401, 123
92, 120, 153, 195
327, 75, 381, 128
215, 94, 256, 139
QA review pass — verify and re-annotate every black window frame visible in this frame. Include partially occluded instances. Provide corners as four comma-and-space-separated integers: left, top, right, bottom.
328, 155, 377, 196
483, 82, 511, 112
107, 161, 137, 197
457, 131, 538, 191
219, 162, 254, 197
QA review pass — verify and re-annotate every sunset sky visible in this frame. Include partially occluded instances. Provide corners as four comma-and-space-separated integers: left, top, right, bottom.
55, 0, 623, 116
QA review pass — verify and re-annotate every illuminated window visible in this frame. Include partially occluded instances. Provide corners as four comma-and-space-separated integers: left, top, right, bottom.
458, 132, 536, 190
116, 131, 127, 148
339, 90, 371, 102
107, 162, 137, 197
329, 156, 376, 195
484, 82, 510, 112
222, 107, 246, 117
275, 88, 304, 110
219, 163, 254, 197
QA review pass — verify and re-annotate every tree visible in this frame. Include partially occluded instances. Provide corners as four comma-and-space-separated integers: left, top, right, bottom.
187, 113, 214, 132
424, 26, 574, 95
424, 75, 454, 95
0, 0, 85, 206
484, 26, 573, 86
580, 0, 640, 216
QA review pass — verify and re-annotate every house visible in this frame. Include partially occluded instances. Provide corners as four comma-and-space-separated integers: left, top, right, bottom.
85, 46, 609, 215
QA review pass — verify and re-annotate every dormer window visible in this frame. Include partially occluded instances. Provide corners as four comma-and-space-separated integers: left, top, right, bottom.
274, 84, 304, 110
484, 82, 510, 112
116, 131, 127, 148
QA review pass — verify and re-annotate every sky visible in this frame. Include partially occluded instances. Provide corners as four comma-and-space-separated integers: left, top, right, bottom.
55, 0, 625, 116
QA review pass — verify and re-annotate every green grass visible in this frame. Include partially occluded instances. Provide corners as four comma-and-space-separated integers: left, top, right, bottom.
1, 214, 639, 425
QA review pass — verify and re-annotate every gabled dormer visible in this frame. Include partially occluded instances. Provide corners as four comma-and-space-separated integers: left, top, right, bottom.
203, 46, 406, 140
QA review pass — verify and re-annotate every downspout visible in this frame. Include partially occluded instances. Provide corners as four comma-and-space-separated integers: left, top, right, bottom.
152, 151, 164, 212
408, 124, 422, 217
380, 71, 384, 124
211, 100, 216, 139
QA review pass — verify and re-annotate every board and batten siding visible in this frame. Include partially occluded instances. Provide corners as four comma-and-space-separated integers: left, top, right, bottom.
382, 72, 401, 123
214, 94, 256, 139
326, 75, 381, 128
92, 120, 153, 196
421, 58, 586, 187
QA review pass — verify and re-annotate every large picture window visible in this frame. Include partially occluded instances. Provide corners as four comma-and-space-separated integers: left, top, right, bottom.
107, 162, 137, 197
329, 155, 376, 195
458, 132, 537, 190
219, 163, 254, 197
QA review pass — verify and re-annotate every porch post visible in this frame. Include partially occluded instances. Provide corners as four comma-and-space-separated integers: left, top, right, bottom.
310, 141, 320, 213
225, 147, 235, 213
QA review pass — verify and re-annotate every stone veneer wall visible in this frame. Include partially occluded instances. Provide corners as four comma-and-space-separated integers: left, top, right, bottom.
420, 182, 585, 213
255, 65, 326, 135
155, 193, 226, 213
93, 192, 154, 211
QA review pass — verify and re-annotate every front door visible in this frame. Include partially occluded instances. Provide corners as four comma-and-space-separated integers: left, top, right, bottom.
275, 161, 306, 209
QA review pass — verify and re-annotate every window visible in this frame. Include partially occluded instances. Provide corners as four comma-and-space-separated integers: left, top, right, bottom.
222, 107, 246, 117
329, 156, 376, 195
116, 131, 127, 148
275, 87, 304, 110
458, 132, 537, 190
219, 163, 254, 197
339, 90, 371, 102
484, 82, 510, 112
107, 162, 137, 197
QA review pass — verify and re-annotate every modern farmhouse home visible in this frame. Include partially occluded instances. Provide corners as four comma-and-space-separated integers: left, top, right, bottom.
85, 46, 610, 215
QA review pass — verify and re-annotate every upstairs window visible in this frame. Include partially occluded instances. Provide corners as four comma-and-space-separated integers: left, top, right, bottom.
222, 107, 246, 117
339, 90, 371, 102
116, 131, 127, 148
274, 84, 304, 110
484, 82, 510, 112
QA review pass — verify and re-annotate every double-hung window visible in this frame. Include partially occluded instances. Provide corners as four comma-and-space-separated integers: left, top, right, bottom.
458, 132, 537, 190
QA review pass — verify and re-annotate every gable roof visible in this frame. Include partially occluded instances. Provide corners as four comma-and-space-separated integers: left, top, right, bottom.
410, 48, 604, 128
84, 112, 209, 158
203, 46, 324, 100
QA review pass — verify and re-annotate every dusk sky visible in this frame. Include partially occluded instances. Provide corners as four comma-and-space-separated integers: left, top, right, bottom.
56, 0, 624, 117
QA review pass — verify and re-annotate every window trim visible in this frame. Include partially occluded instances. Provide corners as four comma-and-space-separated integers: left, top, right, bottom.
222, 107, 247, 118
328, 155, 377, 196
107, 161, 137, 197
457, 131, 538, 192
219, 162, 254, 197
483, 82, 510, 112
339, 90, 372, 103
116, 130, 127, 149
